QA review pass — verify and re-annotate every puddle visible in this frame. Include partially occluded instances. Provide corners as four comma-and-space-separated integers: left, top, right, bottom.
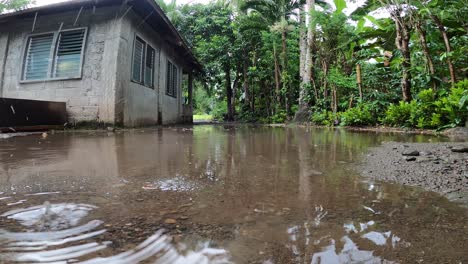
143, 175, 201, 192
0, 125, 466, 263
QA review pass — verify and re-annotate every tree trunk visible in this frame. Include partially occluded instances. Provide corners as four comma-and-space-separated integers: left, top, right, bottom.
432, 15, 456, 85
232, 71, 241, 117
281, 19, 290, 115
225, 65, 234, 121
273, 44, 281, 108
295, 0, 315, 122
299, 5, 306, 82
394, 12, 412, 102
416, 22, 436, 90
243, 50, 250, 109
332, 86, 338, 114
356, 64, 363, 100
281, 26, 288, 72
322, 60, 328, 101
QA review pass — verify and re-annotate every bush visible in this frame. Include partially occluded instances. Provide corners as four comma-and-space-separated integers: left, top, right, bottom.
434, 80, 468, 127
382, 80, 467, 128
211, 100, 227, 121
311, 111, 340, 126
341, 103, 376, 126
270, 110, 288, 123
382, 101, 418, 127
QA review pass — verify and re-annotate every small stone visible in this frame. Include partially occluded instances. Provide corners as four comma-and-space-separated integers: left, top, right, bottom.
420, 151, 433, 156
136, 198, 144, 202
402, 150, 420, 156
404, 156, 416, 162
41, 132, 48, 138
164, 218, 177, 224
451, 146, 468, 153
179, 216, 189, 220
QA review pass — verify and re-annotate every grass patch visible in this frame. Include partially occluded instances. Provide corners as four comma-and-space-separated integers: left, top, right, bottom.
193, 114, 213, 121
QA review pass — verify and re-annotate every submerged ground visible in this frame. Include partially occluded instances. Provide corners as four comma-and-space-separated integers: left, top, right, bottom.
0, 125, 467, 263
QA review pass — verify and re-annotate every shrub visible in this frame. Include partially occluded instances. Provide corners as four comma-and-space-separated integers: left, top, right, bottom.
211, 100, 227, 121
270, 110, 288, 124
383, 80, 467, 128
311, 111, 340, 126
413, 88, 437, 128
340, 103, 376, 126
434, 80, 468, 127
382, 101, 418, 127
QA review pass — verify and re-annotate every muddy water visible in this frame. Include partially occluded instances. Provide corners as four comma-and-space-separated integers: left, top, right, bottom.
0, 125, 466, 263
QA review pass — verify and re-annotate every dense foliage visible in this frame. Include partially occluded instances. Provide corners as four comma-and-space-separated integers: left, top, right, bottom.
0, 0, 33, 13
163, 0, 466, 129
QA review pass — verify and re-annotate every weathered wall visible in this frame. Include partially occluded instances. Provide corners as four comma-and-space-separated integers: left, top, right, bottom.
119, 10, 185, 126
0, 5, 122, 124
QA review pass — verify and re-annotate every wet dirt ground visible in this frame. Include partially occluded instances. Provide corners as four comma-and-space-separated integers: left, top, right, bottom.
0, 125, 467, 263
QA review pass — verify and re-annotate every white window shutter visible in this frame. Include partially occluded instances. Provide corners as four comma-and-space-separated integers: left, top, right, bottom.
24, 34, 54, 80
53, 29, 86, 78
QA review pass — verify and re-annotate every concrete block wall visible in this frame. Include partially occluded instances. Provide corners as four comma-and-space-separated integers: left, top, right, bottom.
119, 10, 185, 126
0, 6, 122, 124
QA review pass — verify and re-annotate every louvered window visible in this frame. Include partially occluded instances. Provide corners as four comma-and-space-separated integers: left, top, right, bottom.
22, 28, 87, 81
53, 29, 86, 78
132, 36, 155, 88
23, 34, 54, 80
132, 37, 145, 83
166, 61, 178, 97
144, 46, 155, 87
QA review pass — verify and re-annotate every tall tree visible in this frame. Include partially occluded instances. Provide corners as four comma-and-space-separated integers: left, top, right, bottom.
242, 0, 301, 114
378, 0, 413, 101
418, 0, 463, 85
0, 0, 33, 13
295, 0, 316, 121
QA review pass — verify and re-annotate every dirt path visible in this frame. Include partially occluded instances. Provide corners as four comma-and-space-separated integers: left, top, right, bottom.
358, 142, 468, 206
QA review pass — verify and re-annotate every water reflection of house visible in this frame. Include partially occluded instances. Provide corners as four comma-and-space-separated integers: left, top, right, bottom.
0, 0, 201, 126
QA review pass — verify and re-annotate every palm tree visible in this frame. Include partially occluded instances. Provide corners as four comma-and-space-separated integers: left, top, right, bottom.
154, 0, 183, 23
241, 0, 302, 113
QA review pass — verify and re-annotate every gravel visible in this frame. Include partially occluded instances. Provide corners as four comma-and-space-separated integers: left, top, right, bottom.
358, 142, 468, 206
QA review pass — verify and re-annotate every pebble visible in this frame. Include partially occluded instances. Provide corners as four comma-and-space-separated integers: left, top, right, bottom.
164, 218, 177, 224
451, 146, 468, 153
402, 150, 420, 156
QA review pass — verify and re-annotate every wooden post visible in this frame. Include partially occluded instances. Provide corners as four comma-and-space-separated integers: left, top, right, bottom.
356, 64, 363, 101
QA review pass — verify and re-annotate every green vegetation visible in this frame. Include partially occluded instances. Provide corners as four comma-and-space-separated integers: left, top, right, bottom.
164, 0, 467, 129
193, 114, 213, 121
0, 0, 33, 13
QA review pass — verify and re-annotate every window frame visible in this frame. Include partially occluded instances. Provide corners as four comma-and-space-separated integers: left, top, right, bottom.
52, 28, 88, 79
20, 27, 88, 83
166, 59, 178, 98
131, 34, 155, 89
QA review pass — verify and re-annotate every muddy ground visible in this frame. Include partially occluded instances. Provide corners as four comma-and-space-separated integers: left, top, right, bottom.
358, 142, 468, 206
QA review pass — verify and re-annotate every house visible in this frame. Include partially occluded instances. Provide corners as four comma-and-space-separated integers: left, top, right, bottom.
0, 0, 201, 126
